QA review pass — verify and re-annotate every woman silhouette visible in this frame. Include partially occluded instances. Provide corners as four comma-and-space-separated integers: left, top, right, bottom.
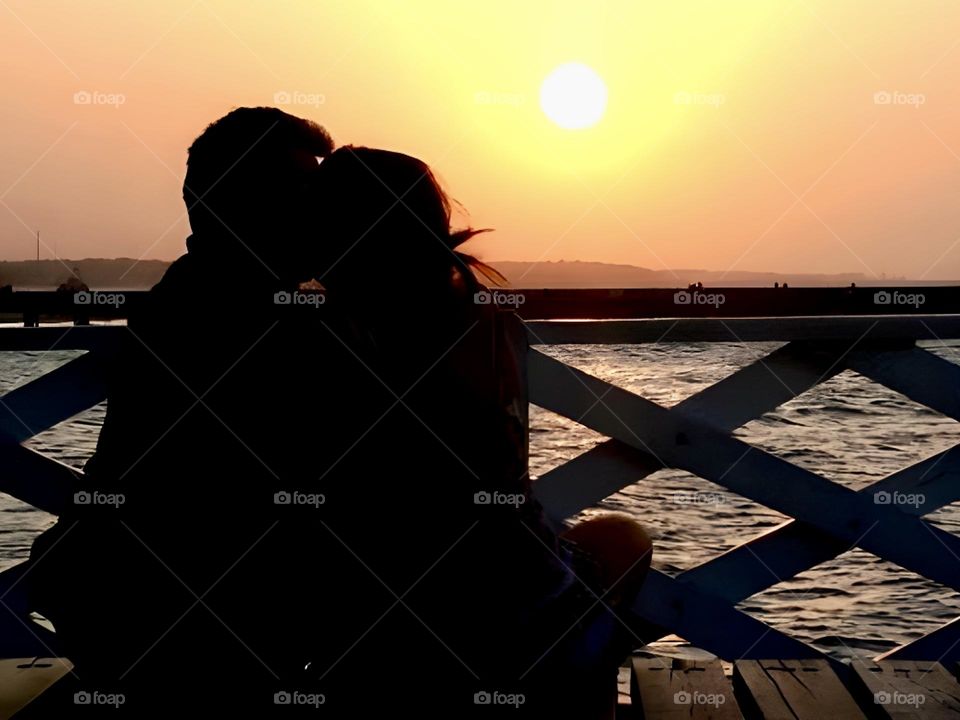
305, 145, 653, 718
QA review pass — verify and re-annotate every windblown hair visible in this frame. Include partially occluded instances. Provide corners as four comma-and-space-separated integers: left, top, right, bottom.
317, 146, 503, 293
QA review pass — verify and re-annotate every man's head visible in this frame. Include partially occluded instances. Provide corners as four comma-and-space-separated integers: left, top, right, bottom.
183, 107, 333, 281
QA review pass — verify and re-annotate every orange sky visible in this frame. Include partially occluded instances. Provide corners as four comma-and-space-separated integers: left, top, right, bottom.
2, 1, 960, 279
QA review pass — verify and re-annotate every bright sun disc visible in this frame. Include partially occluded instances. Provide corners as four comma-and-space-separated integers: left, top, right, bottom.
539, 62, 607, 130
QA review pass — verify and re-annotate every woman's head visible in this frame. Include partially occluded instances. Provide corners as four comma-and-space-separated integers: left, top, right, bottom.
313, 146, 499, 301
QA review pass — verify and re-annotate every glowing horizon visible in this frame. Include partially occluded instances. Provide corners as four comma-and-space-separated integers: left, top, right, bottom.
2, 1, 960, 280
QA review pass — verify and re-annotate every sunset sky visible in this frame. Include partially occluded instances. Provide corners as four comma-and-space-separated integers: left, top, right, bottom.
2, 1, 960, 279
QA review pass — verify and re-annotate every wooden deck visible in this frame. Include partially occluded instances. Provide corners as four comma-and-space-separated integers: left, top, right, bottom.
618, 655, 960, 719
0, 658, 72, 720
8, 653, 960, 718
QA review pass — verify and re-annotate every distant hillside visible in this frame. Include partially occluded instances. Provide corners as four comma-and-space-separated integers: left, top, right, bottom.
491, 260, 922, 288
0, 259, 169, 290
0, 258, 948, 290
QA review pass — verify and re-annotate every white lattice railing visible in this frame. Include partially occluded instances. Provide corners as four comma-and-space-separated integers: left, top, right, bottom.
526, 315, 960, 669
3, 295, 960, 668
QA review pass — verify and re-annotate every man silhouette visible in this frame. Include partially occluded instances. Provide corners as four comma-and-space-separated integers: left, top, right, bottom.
28, 107, 344, 713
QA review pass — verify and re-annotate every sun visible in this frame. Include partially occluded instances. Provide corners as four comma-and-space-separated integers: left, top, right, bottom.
539, 63, 608, 130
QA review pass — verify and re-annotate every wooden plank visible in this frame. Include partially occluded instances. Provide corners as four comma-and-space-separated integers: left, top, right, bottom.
0, 658, 73, 720
525, 316, 960, 345
534, 341, 845, 523
631, 657, 740, 719
529, 349, 960, 593
618, 664, 632, 709
734, 659, 865, 719
851, 661, 960, 719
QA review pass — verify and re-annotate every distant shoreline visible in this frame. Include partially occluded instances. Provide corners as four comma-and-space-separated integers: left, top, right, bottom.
0, 258, 955, 290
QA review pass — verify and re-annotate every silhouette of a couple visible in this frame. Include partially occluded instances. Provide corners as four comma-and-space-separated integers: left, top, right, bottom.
26, 107, 652, 718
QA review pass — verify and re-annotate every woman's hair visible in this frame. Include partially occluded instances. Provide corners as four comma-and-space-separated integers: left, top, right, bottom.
316, 146, 503, 293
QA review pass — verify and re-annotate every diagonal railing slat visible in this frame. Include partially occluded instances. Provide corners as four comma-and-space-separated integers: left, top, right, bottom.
532, 343, 960, 608
529, 349, 960, 592
574, 446, 960, 660
0, 351, 108, 444
534, 341, 846, 523
846, 346, 960, 422
0, 445, 80, 516
679, 444, 960, 603
879, 616, 960, 662
634, 570, 835, 666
